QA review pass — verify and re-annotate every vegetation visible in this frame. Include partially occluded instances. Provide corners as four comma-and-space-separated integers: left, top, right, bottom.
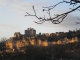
0, 29, 80, 60
1, 42, 80, 60
0, 37, 6, 51
37, 29, 80, 42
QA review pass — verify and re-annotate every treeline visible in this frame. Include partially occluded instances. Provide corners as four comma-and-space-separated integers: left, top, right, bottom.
36, 29, 80, 41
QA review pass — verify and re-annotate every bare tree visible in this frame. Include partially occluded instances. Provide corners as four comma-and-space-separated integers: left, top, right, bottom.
25, 0, 80, 24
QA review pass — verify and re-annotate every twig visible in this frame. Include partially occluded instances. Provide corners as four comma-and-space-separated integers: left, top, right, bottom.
25, 0, 80, 24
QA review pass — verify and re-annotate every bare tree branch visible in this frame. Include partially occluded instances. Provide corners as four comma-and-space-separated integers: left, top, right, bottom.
42, 1, 64, 11
25, 0, 80, 24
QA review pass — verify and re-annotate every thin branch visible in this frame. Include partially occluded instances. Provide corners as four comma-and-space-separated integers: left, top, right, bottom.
25, 0, 80, 24
77, 8, 80, 11
43, 1, 64, 11
75, 22, 80, 24
63, 0, 80, 5
75, 17, 80, 24
77, 17, 80, 20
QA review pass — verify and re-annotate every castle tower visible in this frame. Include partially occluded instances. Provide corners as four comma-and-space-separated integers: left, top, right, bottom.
25, 27, 36, 37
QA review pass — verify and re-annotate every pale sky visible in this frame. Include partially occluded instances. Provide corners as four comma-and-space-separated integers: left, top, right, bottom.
0, 0, 80, 39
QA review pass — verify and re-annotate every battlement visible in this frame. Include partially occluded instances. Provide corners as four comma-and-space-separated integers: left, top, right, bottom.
25, 27, 36, 37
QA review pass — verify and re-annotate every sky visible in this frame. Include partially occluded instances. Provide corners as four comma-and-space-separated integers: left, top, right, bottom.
0, 0, 80, 39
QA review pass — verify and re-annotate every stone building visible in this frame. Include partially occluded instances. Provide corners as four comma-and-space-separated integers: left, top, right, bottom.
6, 27, 36, 50
25, 27, 36, 37
14, 32, 21, 38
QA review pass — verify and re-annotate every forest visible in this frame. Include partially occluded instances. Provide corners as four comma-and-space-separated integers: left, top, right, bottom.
0, 29, 80, 60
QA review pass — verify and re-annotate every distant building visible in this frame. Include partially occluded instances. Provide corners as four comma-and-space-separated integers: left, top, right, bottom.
25, 27, 36, 37
14, 32, 21, 38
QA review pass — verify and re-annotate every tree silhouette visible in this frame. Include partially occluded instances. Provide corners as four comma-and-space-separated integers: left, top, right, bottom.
0, 37, 6, 51
25, 0, 80, 24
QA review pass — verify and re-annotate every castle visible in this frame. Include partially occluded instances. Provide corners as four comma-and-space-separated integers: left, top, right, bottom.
14, 27, 36, 38
6, 27, 36, 50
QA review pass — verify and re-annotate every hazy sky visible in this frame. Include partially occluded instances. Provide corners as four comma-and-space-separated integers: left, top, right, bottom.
0, 0, 80, 39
